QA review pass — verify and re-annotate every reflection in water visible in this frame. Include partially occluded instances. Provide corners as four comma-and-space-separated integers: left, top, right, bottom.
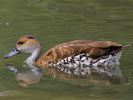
6, 64, 43, 88
43, 67, 128, 86
6, 61, 128, 87
0, 90, 21, 96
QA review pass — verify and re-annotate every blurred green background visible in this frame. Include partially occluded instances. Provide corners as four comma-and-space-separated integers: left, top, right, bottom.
0, 0, 132, 100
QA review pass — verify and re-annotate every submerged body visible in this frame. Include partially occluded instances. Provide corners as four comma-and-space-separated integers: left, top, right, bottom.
4, 35, 129, 85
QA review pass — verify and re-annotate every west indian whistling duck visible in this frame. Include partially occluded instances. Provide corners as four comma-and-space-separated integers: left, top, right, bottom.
4, 35, 130, 85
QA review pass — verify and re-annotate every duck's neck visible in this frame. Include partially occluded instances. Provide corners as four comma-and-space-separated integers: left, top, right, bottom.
26, 47, 42, 65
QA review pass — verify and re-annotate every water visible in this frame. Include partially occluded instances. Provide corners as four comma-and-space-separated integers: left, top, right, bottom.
0, 0, 133, 100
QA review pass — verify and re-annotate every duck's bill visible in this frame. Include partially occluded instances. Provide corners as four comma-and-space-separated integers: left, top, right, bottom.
4, 48, 21, 59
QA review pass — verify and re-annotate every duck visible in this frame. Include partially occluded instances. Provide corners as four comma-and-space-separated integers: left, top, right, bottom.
4, 35, 130, 78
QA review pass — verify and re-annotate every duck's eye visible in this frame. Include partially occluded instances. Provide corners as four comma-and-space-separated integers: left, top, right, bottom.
17, 41, 24, 45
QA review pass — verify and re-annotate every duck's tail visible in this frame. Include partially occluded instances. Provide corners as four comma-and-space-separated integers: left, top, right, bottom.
122, 44, 131, 49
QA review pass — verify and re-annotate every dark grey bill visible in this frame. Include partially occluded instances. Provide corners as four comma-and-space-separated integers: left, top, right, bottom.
4, 48, 21, 59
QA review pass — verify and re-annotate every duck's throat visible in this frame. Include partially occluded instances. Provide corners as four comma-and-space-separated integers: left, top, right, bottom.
26, 47, 42, 65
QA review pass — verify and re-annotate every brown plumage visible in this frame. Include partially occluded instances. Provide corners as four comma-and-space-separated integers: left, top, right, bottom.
36, 40, 124, 67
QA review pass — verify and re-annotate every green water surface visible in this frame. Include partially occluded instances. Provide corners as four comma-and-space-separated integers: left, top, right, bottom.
0, 0, 133, 100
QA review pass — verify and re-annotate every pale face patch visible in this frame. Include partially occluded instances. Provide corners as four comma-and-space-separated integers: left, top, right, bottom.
4, 35, 41, 59
16, 35, 40, 53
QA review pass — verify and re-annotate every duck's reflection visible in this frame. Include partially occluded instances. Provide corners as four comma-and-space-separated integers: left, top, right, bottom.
5, 63, 128, 87
6, 64, 43, 88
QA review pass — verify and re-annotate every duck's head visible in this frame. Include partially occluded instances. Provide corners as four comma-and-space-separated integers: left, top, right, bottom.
4, 35, 41, 59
